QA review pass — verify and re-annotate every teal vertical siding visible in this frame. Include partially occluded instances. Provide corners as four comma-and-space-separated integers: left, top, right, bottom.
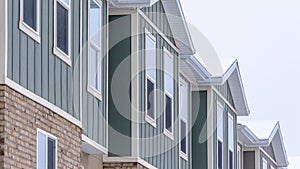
108, 15, 132, 156
81, 0, 108, 147
213, 85, 237, 169
138, 2, 180, 168
7, 0, 81, 119
192, 91, 208, 169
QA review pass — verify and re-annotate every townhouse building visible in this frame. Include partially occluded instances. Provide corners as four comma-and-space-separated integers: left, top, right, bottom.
0, 0, 287, 169
237, 121, 289, 169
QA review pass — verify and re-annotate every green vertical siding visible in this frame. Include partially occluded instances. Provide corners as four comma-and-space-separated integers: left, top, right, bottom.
138, 2, 180, 167
108, 15, 132, 156
192, 91, 208, 169
7, 0, 81, 119
82, 0, 108, 147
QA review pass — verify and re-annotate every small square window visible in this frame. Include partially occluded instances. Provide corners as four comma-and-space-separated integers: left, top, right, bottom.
37, 129, 57, 169
19, 0, 40, 42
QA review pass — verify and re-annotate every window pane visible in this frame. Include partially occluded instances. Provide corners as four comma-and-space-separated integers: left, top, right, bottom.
217, 104, 223, 140
147, 79, 155, 119
57, 2, 69, 55
48, 138, 56, 169
165, 94, 172, 132
90, 0, 101, 47
146, 35, 156, 80
263, 159, 268, 169
218, 140, 223, 169
62, 0, 69, 5
37, 132, 47, 169
229, 150, 233, 169
180, 84, 188, 121
24, 0, 37, 31
180, 120, 187, 153
228, 116, 234, 149
89, 46, 98, 89
164, 54, 173, 95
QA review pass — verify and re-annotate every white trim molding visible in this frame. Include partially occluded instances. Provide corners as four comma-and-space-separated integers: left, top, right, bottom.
19, 0, 41, 43
82, 134, 108, 155
0, 0, 7, 84
6, 78, 82, 128
103, 156, 158, 169
53, 0, 72, 66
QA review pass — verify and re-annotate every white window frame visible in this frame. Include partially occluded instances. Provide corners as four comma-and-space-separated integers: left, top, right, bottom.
19, 0, 41, 43
87, 0, 102, 100
228, 114, 234, 169
37, 128, 58, 169
263, 158, 268, 169
179, 79, 188, 161
217, 102, 224, 169
145, 28, 157, 128
270, 165, 275, 169
163, 47, 174, 140
53, 0, 72, 66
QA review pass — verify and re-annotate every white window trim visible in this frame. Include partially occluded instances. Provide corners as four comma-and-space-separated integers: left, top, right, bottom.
163, 48, 174, 140
145, 75, 157, 128
179, 80, 188, 161
53, 0, 72, 66
87, 0, 102, 101
19, 0, 41, 43
37, 128, 58, 169
263, 158, 268, 169
145, 28, 157, 128
217, 138, 224, 169
237, 145, 242, 169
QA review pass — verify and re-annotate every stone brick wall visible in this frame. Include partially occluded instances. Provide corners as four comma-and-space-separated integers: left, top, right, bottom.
0, 85, 82, 168
103, 162, 148, 169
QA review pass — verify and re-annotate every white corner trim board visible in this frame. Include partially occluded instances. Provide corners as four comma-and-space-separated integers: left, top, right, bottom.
103, 156, 158, 169
0, 0, 7, 84
6, 78, 82, 128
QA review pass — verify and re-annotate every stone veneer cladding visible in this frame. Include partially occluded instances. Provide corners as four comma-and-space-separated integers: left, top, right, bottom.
0, 85, 82, 168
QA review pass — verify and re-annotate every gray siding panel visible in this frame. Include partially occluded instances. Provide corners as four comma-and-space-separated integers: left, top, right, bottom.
7, 0, 82, 120
138, 2, 181, 168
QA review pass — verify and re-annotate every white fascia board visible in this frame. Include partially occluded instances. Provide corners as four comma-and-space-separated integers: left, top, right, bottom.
110, 0, 158, 8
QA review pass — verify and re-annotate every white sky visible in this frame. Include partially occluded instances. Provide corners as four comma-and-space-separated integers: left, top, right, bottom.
180, 0, 300, 168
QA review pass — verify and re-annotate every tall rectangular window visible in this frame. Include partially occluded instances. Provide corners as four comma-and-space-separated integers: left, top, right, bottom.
164, 49, 174, 138
228, 114, 234, 169
180, 81, 188, 159
145, 30, 156, 127
88, 0, 102, 100
54, 0, 71, 65
20, 0, 40, 42
37, 129, 57, 169
217, 103, 224, 169
263, 158, 268, 169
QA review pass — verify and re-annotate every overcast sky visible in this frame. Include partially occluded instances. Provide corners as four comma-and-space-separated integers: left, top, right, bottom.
180, 0, 300, 168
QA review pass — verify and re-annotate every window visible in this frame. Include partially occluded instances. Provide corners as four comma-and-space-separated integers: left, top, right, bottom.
145, 29, 156, 127
180, 81, 188, 160
54, 0, 71, 65
19, 0, 40, 42
163, 48, 174, 139
218, 140, 223, 169
228, 114, 234, 169
217, 103, 224, 169
263, 158, 268, 169
87, 0, 102, 100
270, 165, 275, 169
37, 129, 57, 169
